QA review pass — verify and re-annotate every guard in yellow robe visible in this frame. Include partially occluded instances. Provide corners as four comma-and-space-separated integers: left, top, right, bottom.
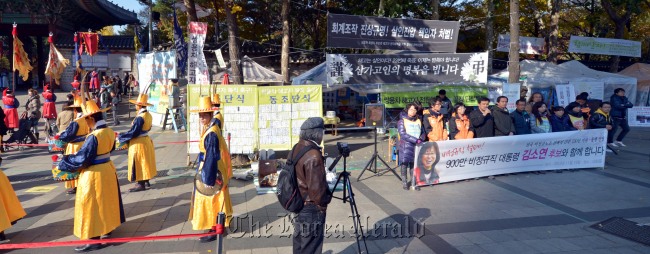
189, 97, 233, 243
57, 96, 87, 194
211, 94, 231, 178
0, 169, 26, 244
119, 94, 157, 192
211, 94, 224, 129
57, 100, 124, 252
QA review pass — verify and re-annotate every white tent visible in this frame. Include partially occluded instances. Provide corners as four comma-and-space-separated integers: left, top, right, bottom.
215, 56, 283, 84
618, 63, 650, 106
490, 60, 638, 104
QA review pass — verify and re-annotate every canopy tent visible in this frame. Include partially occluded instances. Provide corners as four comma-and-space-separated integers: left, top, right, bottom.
490, 60, 638, 105
618, 63, 650, 106
216, 56, 283, 84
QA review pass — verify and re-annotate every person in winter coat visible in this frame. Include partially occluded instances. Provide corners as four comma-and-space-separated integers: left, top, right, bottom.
25, 89, 42, 142
56, 98, 75, 133
609, 88, 633, 147
589, 102, 614, 151
469, 97, 494, 138
437, 89, 452, 122
423, 97, 448, 142
448, 102, 474, 140
511, 99, 532, 135
526, 92, 544, 114
565, 102, 586, 130
530, 102, 551, 133
493, 96, 515, 136
2, 88, 19, 129
549, 106, 575, 132
397, 103, 426, 191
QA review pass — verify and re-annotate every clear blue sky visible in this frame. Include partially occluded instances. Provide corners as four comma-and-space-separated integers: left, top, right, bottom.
111, 0, 147, 32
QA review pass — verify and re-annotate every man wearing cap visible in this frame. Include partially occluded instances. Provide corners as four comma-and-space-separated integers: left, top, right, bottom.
57, 99, 125, 252
118, 94, 158, 192
2, 88, 19, 130
58, 96, 89, 194
189, 96, 232, 243
292, 117, 332, 254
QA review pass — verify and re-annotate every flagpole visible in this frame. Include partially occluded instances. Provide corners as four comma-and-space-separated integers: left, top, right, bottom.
12, 23, 16, 92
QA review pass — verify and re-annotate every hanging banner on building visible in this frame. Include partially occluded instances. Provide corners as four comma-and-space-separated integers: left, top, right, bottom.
555, 84, 575, 107
412, 129, 607, 187
258, 86, 323, 150
503, 83, 521, 110
327, 13, 460, 52
570, 81, 605, 101
188, 22, 210, 85
382, 86, 488, 108
568, 36, 641, 58
496, 34, 546, 55
628, 107, 650, 127
136, 51, 177, 126
326, 52, 488, 86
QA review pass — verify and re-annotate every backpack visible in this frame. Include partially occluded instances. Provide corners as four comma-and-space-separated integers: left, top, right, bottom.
276, 144, 315, 213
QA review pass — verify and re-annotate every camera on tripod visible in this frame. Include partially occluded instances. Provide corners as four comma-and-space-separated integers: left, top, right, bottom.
337, 142, 350, 157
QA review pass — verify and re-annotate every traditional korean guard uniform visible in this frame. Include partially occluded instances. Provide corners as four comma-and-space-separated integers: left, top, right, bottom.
0, 169, 26, 244
119, 94, 157, 192
58, 96, 88, 194
41, 85, 58, 119
211, 94, 224, 129
57, 100, 125, 252
2, 89, 19, 129
189, 97, 233, 243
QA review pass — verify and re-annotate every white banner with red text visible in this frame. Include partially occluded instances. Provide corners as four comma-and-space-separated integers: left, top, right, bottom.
412, 129, 607, 187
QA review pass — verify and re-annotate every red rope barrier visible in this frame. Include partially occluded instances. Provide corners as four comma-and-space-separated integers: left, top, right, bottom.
0, 230, 220, 250
3, 140, 199, 148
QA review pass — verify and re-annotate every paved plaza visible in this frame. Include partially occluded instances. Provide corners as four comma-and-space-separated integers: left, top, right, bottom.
1, 91, 650, 253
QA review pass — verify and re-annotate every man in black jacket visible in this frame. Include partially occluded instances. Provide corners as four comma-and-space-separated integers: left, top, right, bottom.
609, 88, 633, 147
470, 97, 494, 138
511, 99, 531, 135
493, 96, 515, 136
438, 89, 452, 122
589, 102, 614, 152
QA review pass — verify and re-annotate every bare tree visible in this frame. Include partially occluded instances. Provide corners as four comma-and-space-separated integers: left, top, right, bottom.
547, 0, 560, 63
508, 0, 520, 83
224, 0, 243, 84
184, 0, 199, 22
281, 0, 290, 84
431, 0, 440, 20
485, 0, 495, 73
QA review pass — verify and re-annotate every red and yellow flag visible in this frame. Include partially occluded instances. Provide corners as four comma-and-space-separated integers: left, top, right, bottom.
45, 34, 70, 85
12, 25, 33, 81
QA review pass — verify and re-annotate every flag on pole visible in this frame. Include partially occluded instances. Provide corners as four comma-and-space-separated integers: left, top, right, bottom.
80, 32, 99, 56
45, 33, 70, 85
74, 33, 84, 72
173, 8, 188, 76
134, 27, 141, 53
12, 24, 33, 81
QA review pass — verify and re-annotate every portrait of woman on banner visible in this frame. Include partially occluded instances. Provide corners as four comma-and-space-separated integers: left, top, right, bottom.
413, 142, 441, 187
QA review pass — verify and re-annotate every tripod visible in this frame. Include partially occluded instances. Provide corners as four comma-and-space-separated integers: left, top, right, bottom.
357, 127, 402, 182
330, 154, 368, 254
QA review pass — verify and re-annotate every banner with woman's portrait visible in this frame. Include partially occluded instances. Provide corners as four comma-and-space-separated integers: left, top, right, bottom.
412, 129, 607, 187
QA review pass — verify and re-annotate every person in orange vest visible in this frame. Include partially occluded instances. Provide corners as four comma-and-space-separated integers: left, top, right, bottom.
448, 102, 474, 140
423, 97, 448, 142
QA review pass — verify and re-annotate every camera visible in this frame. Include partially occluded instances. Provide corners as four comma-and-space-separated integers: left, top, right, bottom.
337, 142, 350, 157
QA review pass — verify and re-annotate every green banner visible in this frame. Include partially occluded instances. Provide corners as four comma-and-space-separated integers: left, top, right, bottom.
382, 86, 488, 108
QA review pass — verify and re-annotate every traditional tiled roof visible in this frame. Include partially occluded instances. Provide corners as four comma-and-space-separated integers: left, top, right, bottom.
55, 35, 135, 49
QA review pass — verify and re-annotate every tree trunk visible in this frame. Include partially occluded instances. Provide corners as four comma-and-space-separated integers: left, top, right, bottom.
184, 0, 199, 22
312, 0, 322, 49
508, 0, 520, 84
224, 0, 243, 84
547, 0, 560, 63
281, 0, 290, 84
485, 0, 495, 74
609, 22, 626, 72
431, 0, 440, 20
378, 0, 385, 16
601, 0, 632, 72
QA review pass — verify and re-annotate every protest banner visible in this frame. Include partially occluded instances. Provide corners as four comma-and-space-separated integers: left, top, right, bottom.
571, 81, 605, 101
568, 36, 641, 58
382, 86, 488, 108
136, 51, 177, 126
497, 34, 545, 55
555, 84, 575, 107
218, 86, 259, 154
502, 83, 521, 110
327, 13, 459, 52
412, 129, 607, 187
188, 22, 209, 85
326, 52, 489, 86
628, 107, 650, 127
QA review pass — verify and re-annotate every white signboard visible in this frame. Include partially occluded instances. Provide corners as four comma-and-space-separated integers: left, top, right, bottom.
412, 129, 607, 187
628, 107, 650, 127
503, 83, 521, 111
136, 51, 177, 126
569, 36, 641, 58
108, 54, 132, 70
215, 49, 227, 68
188, 22, 210, 85
555, 84, 575, 107
497, 34, 546, 55
81, 54, 109, 68
571, 81, 605, 101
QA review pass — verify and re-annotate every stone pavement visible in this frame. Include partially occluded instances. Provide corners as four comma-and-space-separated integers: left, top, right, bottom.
1, 90, 650, 253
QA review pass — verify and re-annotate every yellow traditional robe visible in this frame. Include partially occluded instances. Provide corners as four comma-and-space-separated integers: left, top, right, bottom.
0, 170, 26, 232
63, 117, 90, 189
189, 123, 233, 230
123, 111, 157, 182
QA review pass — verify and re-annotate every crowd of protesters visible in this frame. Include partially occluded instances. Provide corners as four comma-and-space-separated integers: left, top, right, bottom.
397, 88, 635, 189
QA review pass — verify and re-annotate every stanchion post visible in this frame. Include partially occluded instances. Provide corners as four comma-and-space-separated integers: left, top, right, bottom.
216, 212, 225, 254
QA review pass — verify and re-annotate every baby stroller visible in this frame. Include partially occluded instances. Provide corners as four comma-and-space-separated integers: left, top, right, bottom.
4, 113, 38, 151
